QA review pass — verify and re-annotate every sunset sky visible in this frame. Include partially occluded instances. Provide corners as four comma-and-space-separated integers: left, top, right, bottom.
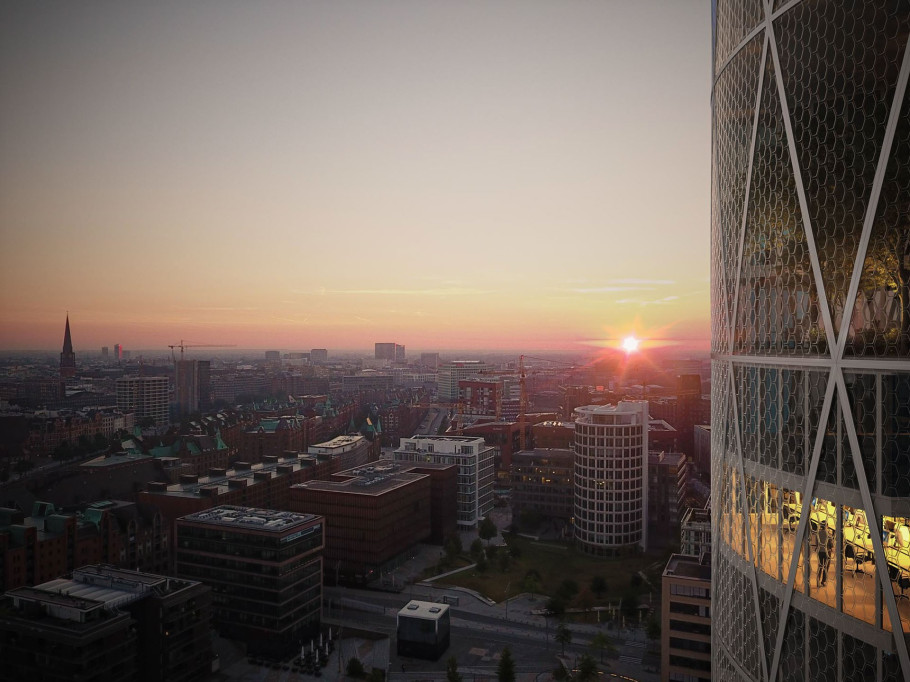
0, 1, 711, 353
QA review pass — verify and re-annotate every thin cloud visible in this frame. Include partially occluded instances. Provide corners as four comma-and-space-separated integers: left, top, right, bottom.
609, 278, 675, 285
572, 286, 655, 294
326, 288, 489, 296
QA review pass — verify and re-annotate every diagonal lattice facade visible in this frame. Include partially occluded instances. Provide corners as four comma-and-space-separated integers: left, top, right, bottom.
711, 1, 910, 680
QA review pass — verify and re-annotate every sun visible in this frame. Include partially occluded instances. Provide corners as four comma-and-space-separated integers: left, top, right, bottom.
622, 335, 640, 353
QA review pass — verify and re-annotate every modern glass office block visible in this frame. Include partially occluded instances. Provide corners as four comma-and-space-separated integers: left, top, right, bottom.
711, 2, 910, 680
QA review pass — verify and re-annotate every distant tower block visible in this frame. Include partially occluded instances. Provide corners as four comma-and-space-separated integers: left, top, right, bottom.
59, 314, 76, 379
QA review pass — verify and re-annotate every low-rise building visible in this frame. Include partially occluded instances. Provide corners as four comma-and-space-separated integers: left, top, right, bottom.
396, 600, 450, 660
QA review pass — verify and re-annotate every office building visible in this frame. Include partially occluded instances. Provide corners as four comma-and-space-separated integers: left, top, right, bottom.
116, 376, 169, 426
375, 342, 405, 363
0, 564, 212, 682
437, 360, 487, 402
175, 360, 211, 416
510, 448, 574, 521
101, 345, 109, 361
59, 314, 76, 379
458, 379, 502, 417
573, 401, 649, 556
419, 352, 440, 369
114, 344, 123, 361
310, 348, 328, 363
661, 553, 711, 682
393, 436, 495, 529
175, 506, 323, 656
648, 451, 690, 547
712, 3, 910, 679
290, 460, 457, 584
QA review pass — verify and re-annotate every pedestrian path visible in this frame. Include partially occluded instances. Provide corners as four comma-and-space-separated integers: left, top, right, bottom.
617, 640, 646, 666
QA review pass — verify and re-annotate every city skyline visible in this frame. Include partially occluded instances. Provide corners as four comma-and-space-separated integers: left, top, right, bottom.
0, 1, 711, 352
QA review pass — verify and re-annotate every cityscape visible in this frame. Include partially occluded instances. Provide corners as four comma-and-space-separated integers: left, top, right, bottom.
0, 2, 908, 682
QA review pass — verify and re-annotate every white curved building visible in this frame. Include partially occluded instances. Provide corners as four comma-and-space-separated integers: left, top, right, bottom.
573, 401, 649, 556
712, 2, 910, 680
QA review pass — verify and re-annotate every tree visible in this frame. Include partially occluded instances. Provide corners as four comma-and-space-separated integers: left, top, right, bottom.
444, 533, 463, 560
446, 657, 463, 682
590, 575, 608, 598
555, 623, 572, 656
629, 573, 643, 590
546, 596, 566, 619
589, 632, 615, 663
497, 550, 511, 572
470, 538, 485, 560
479, 516, 498, 544
646, 614, 661, 640
14, 459, 34, 474
496, 646, 515, 682
552, 665, 570, 681
575, 588, 595, 621
346, 657, 365, 678
575, 654, 599, 681
557, 578, 579, 602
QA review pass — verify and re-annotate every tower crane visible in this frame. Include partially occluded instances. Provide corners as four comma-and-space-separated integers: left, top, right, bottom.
168, 340, 236, 363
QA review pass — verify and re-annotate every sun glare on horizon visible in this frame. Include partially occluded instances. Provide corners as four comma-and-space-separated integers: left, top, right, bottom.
622, 335, 640, 353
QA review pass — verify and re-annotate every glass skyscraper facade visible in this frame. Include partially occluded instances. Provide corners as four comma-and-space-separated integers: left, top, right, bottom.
711, 2, 910, 680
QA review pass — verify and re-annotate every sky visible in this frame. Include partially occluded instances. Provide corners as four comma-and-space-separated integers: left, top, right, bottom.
0, 1, 712, 353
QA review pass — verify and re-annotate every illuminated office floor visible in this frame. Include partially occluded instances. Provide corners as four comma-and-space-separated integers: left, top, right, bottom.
729, 520, 910, 633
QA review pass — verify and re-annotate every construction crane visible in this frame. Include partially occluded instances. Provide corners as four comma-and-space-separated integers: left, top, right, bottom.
168, 340, 236, 363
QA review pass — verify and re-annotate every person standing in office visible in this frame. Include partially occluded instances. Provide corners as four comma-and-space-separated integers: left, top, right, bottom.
817, 524, 832, 587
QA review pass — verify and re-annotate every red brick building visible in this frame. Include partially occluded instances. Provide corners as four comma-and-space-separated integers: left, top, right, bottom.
289, 459, 457, 585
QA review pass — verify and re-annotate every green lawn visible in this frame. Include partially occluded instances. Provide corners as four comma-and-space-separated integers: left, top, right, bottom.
433, 536, 669, 617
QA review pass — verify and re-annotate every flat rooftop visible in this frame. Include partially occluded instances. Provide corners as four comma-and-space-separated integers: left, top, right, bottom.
397, 600, 449, 620
664, 553, 711, 581
179, 505, 319, 532
403, 435, 483, 443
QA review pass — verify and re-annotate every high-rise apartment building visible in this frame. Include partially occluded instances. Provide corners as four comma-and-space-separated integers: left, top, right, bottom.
712, 3, 910, 680
175, 360, 211, 416
374, 342, 405, 362
573, 402, 649, 556
437, 360, 487, 402
116, 376, 169, 425
392, 436, 495, 529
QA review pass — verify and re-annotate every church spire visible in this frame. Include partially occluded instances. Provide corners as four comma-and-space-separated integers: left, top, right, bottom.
60, 313, 76, 378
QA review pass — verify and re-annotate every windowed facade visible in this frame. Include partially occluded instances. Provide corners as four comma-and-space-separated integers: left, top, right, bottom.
573, 402, 649, 555
712, 2, 910, 679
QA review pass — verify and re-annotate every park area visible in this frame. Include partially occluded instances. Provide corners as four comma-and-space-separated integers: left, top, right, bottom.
427, 531, 670, 628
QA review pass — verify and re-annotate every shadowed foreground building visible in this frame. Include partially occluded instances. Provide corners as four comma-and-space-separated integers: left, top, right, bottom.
712, 2, 910, 680
175, 505, 323, 657
0, 564, 212, 682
